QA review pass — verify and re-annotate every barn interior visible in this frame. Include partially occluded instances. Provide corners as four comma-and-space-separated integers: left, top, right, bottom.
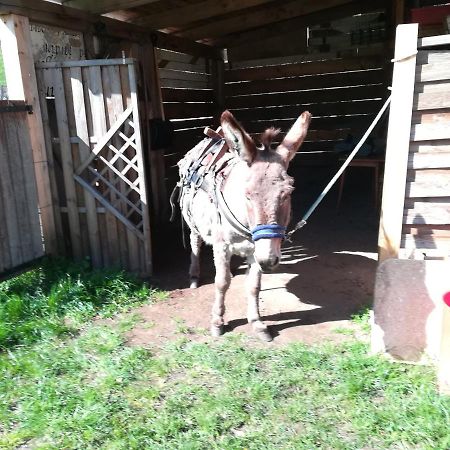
1, 0, 449, 277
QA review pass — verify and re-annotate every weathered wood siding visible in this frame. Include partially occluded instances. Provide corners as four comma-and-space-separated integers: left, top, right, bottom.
36, 59, 152, 274
0, 102, 44, 273
224, 54, 388, 157
158, 48, 217, 186
401, 48, 450, 258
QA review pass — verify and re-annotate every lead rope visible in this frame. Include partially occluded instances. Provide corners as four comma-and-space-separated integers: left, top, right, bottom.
285, 93, 392, 242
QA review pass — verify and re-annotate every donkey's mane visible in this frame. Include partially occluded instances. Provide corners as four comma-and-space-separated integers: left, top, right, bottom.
259, 127, 281, 152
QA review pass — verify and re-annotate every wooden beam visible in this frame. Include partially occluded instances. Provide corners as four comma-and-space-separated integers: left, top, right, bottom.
219, 0, 386, 49
0, 14, 58, 255
138, 42, 169, 222
177, 0, 359, 41
225, 56, 384, 82
62, 0, 161, 15
0, 0, 222, 59
439, 292, 450, 394
393, 0, 405, 25
378, 23, 419, 261
228, 28, 307, 61
134, 0, 275, 29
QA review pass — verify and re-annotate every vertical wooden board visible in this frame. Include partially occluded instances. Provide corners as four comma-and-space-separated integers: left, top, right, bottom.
119, 63, 140, 271
96, 210, 110, 270
36, 67, 65, 255
3, 15, 58, 256
52, 67, 83, 260
102, 64, 131, 270
0, 118, 12, 271
0, 116, 23, 266
78, 211, 90, 258
143, 43, 169, 222
87, 65, 120, 268
378, 23, 419, 261
70, 66, 102, 267
81, 65, 108, 268
439, 296, 450, 394
6, 113, 37, 262
14, 112, 44, 259
128, 63, 152, 275
62, 67, 89, 260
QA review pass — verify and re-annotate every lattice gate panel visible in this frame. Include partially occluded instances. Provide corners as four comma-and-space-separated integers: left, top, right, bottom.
36, 59, 152, 274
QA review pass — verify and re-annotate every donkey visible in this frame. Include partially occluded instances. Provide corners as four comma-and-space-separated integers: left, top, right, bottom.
177, 110, 311, 341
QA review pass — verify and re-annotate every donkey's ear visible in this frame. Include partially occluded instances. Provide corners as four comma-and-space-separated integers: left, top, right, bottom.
277, 111, 312, 166
221, 110, 256, 164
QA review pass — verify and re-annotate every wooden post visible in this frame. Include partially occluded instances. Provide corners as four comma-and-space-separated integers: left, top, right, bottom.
138, 41, 169, 223
0, 14, 58, 255
378, 23, 418, 261
439, 292, 450, 394
211, 56, 225, 125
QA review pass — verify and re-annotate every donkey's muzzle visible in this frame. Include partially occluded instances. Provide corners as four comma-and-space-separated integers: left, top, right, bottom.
258, 256, 280, 273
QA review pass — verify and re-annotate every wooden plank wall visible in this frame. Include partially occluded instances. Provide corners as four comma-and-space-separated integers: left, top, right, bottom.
36, 61, 151, 274
224, 9, 390, 164
400, 49, 450, 259
0, 103, 44, 273
157, 48, 216, 187
224, 54, 388, 158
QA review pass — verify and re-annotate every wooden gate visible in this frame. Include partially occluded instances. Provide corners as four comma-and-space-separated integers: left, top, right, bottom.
0, 101, 44, 275
35, 59, 152, 274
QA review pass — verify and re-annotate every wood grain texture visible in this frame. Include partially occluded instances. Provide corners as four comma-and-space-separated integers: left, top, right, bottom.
378, 23, 418, 261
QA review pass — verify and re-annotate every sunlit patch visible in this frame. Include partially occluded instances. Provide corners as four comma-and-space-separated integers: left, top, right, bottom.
334, 251, 378, 261
278, 244, 318, 265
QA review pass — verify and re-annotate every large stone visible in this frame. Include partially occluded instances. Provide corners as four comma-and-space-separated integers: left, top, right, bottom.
371, 259, 449, 362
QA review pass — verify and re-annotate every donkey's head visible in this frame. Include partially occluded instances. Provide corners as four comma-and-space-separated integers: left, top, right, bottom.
221, 110, 311, 272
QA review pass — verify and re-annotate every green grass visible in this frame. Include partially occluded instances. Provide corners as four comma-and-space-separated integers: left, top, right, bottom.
0, 49, 5, 86
0, 258, 160, 349
0, 262, 449, 449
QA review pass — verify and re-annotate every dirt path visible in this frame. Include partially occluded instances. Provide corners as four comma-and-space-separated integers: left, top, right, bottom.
128, 166, 379, 348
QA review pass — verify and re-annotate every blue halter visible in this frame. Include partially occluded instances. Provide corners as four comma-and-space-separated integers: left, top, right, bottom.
251, 224, 286, 241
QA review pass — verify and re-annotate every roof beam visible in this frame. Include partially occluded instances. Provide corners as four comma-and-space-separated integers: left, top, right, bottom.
61, 0, 161, 15
134, 0, 276, 29
176, 0, 357, 40
0, 0, 222, 58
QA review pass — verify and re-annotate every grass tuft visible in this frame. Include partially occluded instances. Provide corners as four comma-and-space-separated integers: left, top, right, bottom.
0, 258, 160, 349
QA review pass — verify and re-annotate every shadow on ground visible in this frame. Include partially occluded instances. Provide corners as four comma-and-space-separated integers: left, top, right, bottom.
129, 165, 380, 347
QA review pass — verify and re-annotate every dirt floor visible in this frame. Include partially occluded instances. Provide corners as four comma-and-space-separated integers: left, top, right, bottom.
128, 164, 381, 347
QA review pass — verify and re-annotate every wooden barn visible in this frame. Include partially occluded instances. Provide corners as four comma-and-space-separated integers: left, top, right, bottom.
0, 0, 449, 388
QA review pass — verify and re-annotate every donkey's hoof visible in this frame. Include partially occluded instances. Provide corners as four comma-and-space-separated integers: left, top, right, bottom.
210, 324, 224, 337
256, 328, 273, 342
189, 277, 199, 288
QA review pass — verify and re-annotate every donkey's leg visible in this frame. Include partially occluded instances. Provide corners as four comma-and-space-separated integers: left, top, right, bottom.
189, 231, 203, 288
246, 255, 272, 342
210, 244, 231, 337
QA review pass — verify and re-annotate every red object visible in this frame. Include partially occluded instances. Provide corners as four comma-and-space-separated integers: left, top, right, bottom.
444, 292, 450, 308
411, 5, 450, 25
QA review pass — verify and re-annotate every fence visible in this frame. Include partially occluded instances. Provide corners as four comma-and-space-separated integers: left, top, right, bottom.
0, 101, 44, 273
35, 59, 152, 274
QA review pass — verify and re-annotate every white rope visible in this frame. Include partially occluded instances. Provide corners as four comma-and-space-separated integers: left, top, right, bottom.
391, 50, 418, 63
287, 93, 392, 237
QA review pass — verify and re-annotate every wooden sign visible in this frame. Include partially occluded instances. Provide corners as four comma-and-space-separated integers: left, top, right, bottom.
30, 22, 85, 64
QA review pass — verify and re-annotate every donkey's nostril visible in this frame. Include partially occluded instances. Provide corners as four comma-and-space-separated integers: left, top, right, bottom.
259, 257, 280, 272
